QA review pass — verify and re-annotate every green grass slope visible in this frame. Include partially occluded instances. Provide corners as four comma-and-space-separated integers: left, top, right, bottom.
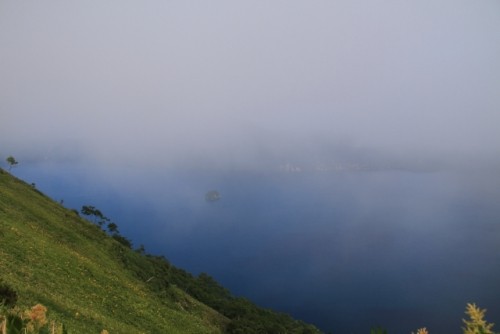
0, 168, 228, 333
0, 168, 322, 333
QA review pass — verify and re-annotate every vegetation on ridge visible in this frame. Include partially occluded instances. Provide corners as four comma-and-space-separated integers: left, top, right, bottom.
0, 166, 321, 333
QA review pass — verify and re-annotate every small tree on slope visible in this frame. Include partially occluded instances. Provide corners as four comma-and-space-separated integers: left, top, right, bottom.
6, 156, 18, 171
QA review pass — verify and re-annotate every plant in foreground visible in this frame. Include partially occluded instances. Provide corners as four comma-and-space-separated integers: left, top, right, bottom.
370, 326, 387, 334
0, 303, 67, 334
462, 303, 495, 334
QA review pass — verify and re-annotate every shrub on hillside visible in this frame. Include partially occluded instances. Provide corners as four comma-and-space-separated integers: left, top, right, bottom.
0, 281, 17, 307
112, 234, 133, 249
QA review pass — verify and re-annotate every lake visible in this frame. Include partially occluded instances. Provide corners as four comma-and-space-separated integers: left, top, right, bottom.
15, 163, 500, 333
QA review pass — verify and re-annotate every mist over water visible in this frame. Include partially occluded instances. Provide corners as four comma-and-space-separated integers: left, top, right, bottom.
15, 163, 500, 333
2, 0, 500, 332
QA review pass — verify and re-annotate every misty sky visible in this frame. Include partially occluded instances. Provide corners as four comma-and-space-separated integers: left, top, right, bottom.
2, 3, 500, 331
1, 0, 500, 169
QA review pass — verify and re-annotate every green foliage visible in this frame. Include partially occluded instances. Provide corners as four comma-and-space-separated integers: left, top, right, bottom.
122, 254, 322, 334
0, 171, 227, 333
0, 165, 321, 333
112, 234, 133, 249
80, 205, 109, 226
106, 222, 118, 234
106, 227, 322, 333
370, 326, 388, 334
5, 313, 24, 334
5, 156, 18, 171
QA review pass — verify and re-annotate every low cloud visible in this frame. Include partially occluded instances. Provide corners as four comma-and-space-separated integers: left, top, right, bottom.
1, 0, 499, 170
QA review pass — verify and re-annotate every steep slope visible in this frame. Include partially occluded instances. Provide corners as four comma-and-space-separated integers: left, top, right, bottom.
0, 168, 322, 333
0, 168, 228, 333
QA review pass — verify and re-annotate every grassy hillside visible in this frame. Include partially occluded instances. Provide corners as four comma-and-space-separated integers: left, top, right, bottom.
0, 168, 321, 333
0, 168, 228, 333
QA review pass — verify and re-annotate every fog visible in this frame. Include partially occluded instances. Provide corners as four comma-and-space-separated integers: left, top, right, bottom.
2, 2, 500, 332
12, 163, 500, 333
1, 0, 500, 170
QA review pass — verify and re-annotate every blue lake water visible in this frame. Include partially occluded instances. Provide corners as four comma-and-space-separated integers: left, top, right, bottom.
15, 164, 500, 333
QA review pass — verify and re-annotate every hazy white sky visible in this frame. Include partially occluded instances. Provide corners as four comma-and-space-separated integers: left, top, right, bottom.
1, 0, 499, 168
